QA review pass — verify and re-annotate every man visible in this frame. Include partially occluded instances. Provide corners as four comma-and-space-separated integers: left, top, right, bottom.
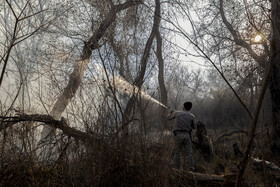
167, 102, 196, 171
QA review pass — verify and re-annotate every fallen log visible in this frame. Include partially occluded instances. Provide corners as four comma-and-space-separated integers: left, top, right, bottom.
251, 157, 280, 172
0, 113, 96, 143
215, 130, 248, 143
169, 169, 236, 186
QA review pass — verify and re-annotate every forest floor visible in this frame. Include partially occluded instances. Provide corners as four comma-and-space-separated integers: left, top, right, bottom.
0, 128, 280, 186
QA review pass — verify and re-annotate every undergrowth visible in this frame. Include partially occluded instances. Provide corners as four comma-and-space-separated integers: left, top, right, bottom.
0, 131, 279, 186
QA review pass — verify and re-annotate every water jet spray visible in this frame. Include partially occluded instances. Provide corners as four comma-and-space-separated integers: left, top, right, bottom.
95, 64, 172, 110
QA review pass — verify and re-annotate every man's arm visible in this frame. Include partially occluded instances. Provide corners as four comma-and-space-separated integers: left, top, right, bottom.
167, 110, 176, 120
191, 120, 196, 129
191, 115, 196, 129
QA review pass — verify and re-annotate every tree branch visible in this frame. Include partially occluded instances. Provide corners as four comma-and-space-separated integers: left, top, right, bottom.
215, 130, 248, 143
219, 0, 266, 67
82, 0, 143, 60
165, 19, 253, 119
0, 114, 94, 142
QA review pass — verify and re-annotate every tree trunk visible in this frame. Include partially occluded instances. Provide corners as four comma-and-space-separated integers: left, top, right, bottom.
40, 59, 89, 142
122, 0, 161, 136
270, 65, 280, 153
236, 51, 274, 186
155, 0, 167, 130
270, 0, 280, 153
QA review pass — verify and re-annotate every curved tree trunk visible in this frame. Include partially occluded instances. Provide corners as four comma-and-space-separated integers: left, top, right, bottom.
122, 0, 161, 136
40, 59, 89, 142
39, 0, 143, 144
155, 0, 167, 130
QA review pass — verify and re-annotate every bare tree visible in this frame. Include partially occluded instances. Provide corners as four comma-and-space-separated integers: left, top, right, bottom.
39, 0, 143, 144
121, 0, 162, 136
0, 0, 48, 87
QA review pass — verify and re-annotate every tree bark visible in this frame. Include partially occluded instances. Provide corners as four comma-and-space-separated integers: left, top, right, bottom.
39, 0, 142, 143
270, 0, 280, 153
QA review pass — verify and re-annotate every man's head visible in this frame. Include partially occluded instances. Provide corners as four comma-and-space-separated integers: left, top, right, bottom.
183, 102, 192, 111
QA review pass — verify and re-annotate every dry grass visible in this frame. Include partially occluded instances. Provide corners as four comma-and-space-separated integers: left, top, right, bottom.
0, 127, 280, 186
